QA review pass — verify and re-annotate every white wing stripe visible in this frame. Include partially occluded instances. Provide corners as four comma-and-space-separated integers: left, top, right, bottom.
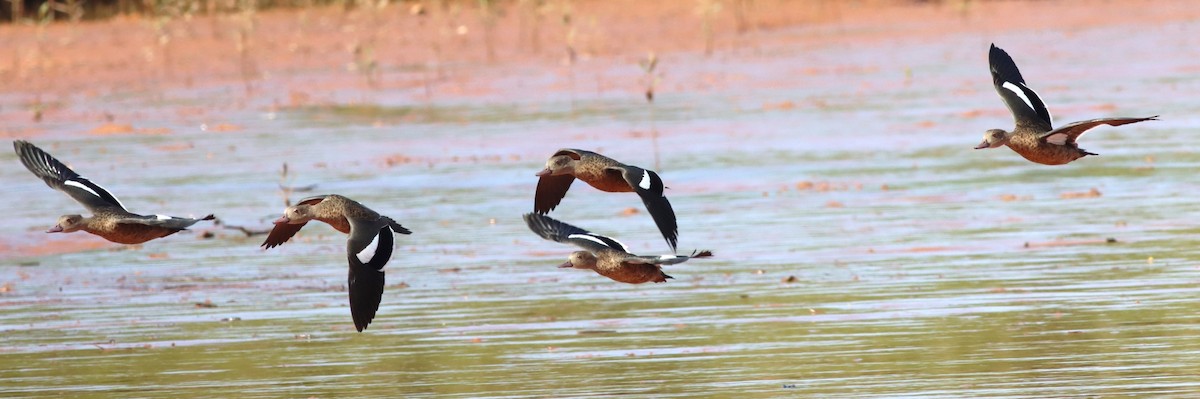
1002, 81, 1036, 112
568, 233, 630, 252
64, 180, 102, 199
569, 234, 610, 248
356, 233, 380, 263
64, 179, 127, 209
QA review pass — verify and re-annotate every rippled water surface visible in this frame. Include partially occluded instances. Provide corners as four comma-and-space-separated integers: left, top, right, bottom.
5, 10, 1200, 399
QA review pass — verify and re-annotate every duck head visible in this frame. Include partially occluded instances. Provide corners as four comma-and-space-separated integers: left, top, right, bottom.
274, 204, 315, 225
48, 214, 85, 233
558, 251, 598, 270
536, 154, 577, 177
975, 129, 1012, 149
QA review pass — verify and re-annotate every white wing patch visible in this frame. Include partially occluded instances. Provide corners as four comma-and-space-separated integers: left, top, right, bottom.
638, 170, 652, 190
356, 233, 380, 264
63, 180, 102, 199
1044, 133, 1068, 146
568, 233, 629, 252
63, 179, 126, 209
569, 234, 610, 248
155, 214, 172, 220
1001, 82, 1036, 112
658, 255, 682, 261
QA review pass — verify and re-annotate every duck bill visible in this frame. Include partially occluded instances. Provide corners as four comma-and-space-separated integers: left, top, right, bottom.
557, 261, 573, 269
535, 168, 552, 177
46, 225, 64, 233
273, 216, 290, 225
974, 140, 991, 150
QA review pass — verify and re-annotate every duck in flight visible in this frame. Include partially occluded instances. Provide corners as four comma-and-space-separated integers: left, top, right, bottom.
262, 194, 411, 332
975, 44, 1157, 165
523, 213, 710, 284
13, 140, 214, 244
533, 149, 679, 252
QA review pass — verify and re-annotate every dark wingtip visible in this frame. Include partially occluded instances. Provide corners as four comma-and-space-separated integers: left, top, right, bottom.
988, 43, 1023, 83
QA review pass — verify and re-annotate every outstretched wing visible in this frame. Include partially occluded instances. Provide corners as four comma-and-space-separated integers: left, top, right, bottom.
118, 214, 215, 230
13, 140, 128, 213
606, 165, 679, 252
533, 149, 583, 214
260, 196, 328, 249
523, 213, 630, 254
624, 250, 713, 265
347, 225, 393, 332
989, 44, 1053, 132
1038, 116, 1158, 146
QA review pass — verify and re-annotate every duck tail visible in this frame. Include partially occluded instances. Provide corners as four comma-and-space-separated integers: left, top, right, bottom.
200, 214, 216, 221
690, 250, 714, 258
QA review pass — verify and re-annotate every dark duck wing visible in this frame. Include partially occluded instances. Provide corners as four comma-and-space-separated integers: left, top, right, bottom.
1038, 116, 1159, 146
118, 214, 216, 229
261, 196, 328, 249
523, 213, 630, 254
533, 149, 582, 214
14, 140, 129, 213
623, 250, 714, 266
605, 165, 678, 252
381, 216, 413, 235
989, 44, 1053, 132
346, 219, 394, 332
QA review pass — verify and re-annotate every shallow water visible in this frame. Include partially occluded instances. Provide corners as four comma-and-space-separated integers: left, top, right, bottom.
5, 10, 1200, 399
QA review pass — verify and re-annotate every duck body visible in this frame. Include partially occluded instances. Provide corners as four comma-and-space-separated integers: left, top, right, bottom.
976, 44, 1157, 165
1002, 130, 1093, 166
13, 140, 215, 245
79, 211, 215, 244
523, 213, 710, 285
559, 152, 634, 193
534, 148, 679, 252
591, 251, 676, 284
262, 194, 411, 332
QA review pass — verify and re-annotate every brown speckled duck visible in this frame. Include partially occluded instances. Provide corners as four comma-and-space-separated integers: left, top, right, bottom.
523, 213, 710, 284
262, 194, 411, 332
13, 140, 214, 244
534, 149, 678, 252
975, 44, 1157, 165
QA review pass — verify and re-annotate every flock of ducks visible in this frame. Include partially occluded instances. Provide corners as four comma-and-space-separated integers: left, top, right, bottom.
11, 44, 1158, 332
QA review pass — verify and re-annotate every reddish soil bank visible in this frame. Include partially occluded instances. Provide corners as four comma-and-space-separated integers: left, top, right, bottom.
1, 0, 1197, 129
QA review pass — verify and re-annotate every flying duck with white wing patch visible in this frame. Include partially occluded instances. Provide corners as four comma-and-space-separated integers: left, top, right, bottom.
533, 148, 679, 252
262, 194, 412, 332
523, 213, 711, 284
975, 44, 1157, 165
13, 140, 215, 244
